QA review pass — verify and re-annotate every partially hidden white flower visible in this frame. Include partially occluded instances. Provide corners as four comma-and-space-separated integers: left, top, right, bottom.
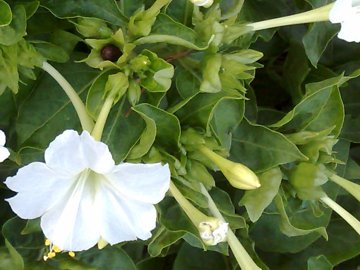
0, 130, 10, 162
5, 130, 170, 252
329, 0, 360, 42
198, 218, 229, 245
190, 0, 214, 8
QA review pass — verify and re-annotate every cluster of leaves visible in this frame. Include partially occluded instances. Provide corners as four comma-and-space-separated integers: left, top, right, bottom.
0, 0, 360, 269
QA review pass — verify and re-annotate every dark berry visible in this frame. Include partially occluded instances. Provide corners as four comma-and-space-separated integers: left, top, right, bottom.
100, 44, 122, 62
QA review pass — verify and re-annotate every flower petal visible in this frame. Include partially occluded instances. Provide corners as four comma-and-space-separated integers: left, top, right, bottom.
0, 146, 10, 162
45, 130, 114, 175
329, 0, 353, 23
95, 182, 157, 245
0, 130, 6, 146
40, 171, 100, 251
106, 163, 170, 204
338, 16, 360, 42
5, 162, 73, 219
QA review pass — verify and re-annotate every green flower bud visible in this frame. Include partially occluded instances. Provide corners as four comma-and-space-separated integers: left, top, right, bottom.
130, 55, 150, 72
289, 162, 328, 189
199, 146, 260, 190
200, 54, 222, 93
127, 80, 142, 106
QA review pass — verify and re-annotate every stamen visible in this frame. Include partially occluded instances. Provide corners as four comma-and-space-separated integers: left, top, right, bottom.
44, 239, 51, 246
68, 251, 76, 257
53, 245, 62, 253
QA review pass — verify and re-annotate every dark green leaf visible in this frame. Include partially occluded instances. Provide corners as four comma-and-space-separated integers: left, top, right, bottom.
0, 0, 12, 26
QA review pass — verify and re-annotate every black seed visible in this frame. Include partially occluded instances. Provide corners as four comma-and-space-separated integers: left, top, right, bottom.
100, 44, 122, 62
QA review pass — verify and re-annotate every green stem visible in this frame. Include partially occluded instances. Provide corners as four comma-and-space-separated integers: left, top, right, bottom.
169, 181, 208, 225
247, 4, 333, 31
91, 95, 114, 141
144, 0, 170, 18
329, 173, 360, 203
199, 184, 262, 270
41, 62, 94, 132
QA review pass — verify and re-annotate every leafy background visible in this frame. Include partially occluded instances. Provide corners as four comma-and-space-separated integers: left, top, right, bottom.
0, 0, 360, 269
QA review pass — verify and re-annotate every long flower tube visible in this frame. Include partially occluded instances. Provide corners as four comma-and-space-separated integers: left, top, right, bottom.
169, 181, 228, 246
199, 184, 262, 270
41, 62, 94, 132
246, 0, 360, 43
320, 196, 360, 235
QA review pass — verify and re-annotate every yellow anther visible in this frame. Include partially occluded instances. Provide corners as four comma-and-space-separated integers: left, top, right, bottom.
47, 252, 56, 259
68, 251, 75, 257
45, 239, 51, 246
53, 245, 62, 253
43, 256, 48, 261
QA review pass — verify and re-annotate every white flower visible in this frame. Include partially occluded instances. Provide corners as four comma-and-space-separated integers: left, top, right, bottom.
0, 130, 10, 162
329, 0, 360, 42
190, 0, 214, 8
198, 219, 229, 245
5, 130, 170, 252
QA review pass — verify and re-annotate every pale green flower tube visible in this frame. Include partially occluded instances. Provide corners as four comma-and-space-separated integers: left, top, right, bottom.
320, 196, 360, 235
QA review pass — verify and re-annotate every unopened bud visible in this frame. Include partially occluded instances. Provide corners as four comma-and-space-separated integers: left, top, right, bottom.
199, 218, 229, 245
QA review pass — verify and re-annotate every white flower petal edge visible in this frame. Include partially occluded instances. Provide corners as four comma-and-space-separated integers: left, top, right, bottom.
0, 130, 10, 162
329, 0, 360, 42
5, 129, 171, 251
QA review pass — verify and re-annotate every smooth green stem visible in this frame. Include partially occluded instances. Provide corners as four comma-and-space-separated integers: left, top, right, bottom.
247, 4, 333, 31
91, 95, 114, 141
169, 181, 208, 225
200, 184, 262, 270
41, 62, 94, 132
320, 196, 360, 235
329, 174, 360, 203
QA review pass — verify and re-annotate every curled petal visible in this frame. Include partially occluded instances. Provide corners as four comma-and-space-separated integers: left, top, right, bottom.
107, 163, 170, 204
0, 130, 6, 146
5, 162, 73, 219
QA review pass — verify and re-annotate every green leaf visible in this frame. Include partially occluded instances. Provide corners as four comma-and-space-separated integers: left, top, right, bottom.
134, 14, 209, 50
271, 75, 346, 137
40, 0, 127, 26
32, 41, 69, 63
133, 103, 181, 152
303, 22, 339, 68
173, 242, 229, 270
78, 246, 137, 270
4, 240, 24, 270
148, 226, 185, 257
231, 119, 307, 172
240, 167, 282, 222
128, 107, 157, 159
307, 255, 333, 270
274, 194, 328, 239
0, 5, 26, 46
341, 115, 360, 143
0, 0, 12, 26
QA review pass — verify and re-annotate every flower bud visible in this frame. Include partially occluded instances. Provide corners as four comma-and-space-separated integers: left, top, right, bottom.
199, 146, 260, 190
198, 218, 229, 246
75, 18, 112, 38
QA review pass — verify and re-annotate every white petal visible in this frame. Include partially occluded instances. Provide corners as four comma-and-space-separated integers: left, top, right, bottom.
40, 171, 100, 251
0, 146, 10, 162
329, 0, 353, 23
338, 17, 360, 42
106, 163, 170, 204
45, 130, 114, 175
5, 162, 73, 219
95, 182, 157, 245
0, 130, 6, 146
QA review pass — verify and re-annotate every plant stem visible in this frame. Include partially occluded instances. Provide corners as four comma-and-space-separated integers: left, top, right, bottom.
247, 4, 333, 31
199, 184, 262, 270
169, 181, 208, 225
329, 173, 360, 203
91, 95, 114, 141
41, 62, 94, 132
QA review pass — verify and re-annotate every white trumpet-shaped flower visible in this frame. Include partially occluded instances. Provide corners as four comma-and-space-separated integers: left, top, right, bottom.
329, 0, 360, 42
0, 130, 10, 162
5, 130, 170, 252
